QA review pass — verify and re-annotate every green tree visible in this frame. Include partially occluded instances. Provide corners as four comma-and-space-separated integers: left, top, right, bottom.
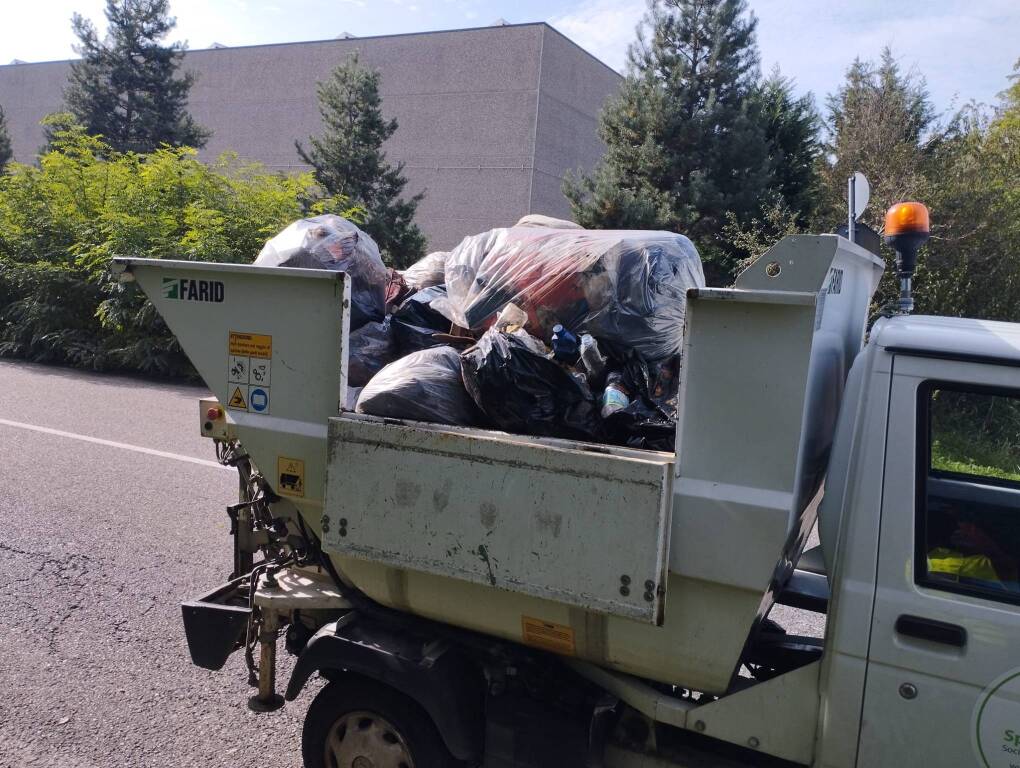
564, 0, 790, 284
297, 52, 425, 268
910, 61, 1020, 321
756, 69, 820, 223
0, 125, 356, 375
721, 70, 821, 269
0, 105, 12, 170
65, 0, 208, 153
818, 48, 941, 230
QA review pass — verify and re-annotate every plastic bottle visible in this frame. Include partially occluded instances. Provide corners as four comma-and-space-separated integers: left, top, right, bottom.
600, 372, 631, 418
550, 324, 581, 364
579, 334, 607, 385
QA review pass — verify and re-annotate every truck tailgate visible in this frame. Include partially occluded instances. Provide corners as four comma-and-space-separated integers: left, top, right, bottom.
322, 415, 673, 624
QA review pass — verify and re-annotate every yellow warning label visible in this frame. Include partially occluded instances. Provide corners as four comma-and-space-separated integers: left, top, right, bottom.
521, 616, 576, 656
277, 457, 305, 498
227, 386, 247, 410
229, 331, 272, 359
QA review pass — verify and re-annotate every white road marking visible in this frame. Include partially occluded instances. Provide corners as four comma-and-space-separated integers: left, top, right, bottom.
0, 418, 229, 470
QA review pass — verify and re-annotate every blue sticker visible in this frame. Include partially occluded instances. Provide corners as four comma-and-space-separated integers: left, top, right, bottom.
249, 387, 270, 413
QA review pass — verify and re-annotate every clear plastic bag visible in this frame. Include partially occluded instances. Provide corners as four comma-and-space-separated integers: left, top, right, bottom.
400, 251, 448, 291
356, 346, 479, 427
460, 328, 603, 441
254, 214, 388, 328
348, 317, 397, 387
436, 227, 704, 362
514, 214, 581, 229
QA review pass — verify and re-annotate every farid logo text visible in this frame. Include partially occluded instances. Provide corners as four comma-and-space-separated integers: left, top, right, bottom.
162, 277, 224, 303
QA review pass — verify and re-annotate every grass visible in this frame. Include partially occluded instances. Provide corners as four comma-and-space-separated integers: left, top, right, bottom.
932, 439, 1020, 484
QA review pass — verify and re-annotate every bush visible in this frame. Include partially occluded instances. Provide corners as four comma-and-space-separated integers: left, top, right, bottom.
0, 122, 358, 377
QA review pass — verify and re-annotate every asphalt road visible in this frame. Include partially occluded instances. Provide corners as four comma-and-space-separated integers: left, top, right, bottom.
0, 359, 825, 768
0, 360, 312, 768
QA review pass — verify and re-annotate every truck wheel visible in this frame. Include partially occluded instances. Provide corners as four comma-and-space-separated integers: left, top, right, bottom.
302, 678, 456, 768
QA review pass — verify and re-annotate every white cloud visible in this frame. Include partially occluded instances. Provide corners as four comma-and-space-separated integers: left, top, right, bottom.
547, 0, 1020, 111
549, 0, 643, 72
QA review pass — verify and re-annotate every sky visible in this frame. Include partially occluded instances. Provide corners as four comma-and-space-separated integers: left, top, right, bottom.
1, 0, 1017, 114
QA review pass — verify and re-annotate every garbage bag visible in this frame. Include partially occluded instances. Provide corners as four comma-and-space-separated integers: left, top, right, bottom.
461, 329, 602, 441
401, 251, 448, 291
514, 214, 582, 229
392, 285, 453, 353
344, 386, 363, 412
603, 399, 676, 452
254, 214, 387, 328
384, 268, 413, 314
437, 227, 704, 362
602, 355, 680, 451
348, 317, 397, 388
356, 346, 479, 427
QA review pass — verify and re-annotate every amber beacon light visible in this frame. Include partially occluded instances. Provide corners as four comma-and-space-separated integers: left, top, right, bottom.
883, 201, 930, 315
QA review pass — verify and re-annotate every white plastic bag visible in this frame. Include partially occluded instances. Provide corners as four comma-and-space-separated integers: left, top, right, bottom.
400, 251, 448, 291
254, 214, 388, 327
436, 227, 704, 362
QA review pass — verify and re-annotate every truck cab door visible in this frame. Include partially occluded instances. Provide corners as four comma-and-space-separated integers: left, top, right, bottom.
858, 353, 1020, 767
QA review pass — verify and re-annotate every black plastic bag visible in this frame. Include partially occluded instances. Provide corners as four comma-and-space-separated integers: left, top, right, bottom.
391, 285, 453, 353
348, 317, 397, 388
602, 354, 680, 451
603, 400, 676, 451
356, 346, 480, 427
461, 329, 602, 441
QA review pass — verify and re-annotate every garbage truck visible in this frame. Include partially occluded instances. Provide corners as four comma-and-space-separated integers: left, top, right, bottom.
112, 202, 1020, 768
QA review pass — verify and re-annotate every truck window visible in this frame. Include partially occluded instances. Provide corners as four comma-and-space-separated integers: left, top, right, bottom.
917, 383, 1020, 603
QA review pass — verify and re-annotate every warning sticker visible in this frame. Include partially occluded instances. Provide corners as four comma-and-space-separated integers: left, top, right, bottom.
248, 386, 270, 415
227, 386, 248, 410
277, 457, 305, 498
521, 617, 576, 656
227, 332, 271, 415
228, 355, 249, 384
249, 358, 271, 387
229, 332, 272, 359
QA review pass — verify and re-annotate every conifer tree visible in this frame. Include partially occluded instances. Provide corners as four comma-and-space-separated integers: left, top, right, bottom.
65, 0, 208, 153
818, 47, 940, 227
564, 0, 776, 283
297, 53, 426, 268
755, 69, 820, 223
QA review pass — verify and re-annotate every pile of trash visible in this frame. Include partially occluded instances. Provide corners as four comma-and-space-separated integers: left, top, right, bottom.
257, 215, 705, 452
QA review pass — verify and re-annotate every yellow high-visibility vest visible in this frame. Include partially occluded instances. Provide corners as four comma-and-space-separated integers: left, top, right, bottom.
927, 547, 1002, 585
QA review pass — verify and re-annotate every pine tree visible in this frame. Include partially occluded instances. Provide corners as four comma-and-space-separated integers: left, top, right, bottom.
564, 0, 776, 284
819, 47, 966, 314
0, 105, 12, 170
65, 0, 208, 153
296, 53, 426, 268
819, 47, 940, 227
755, 69, 820, 223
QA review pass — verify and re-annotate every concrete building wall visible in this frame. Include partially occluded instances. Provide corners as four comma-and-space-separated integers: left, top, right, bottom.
531, 26, 621, 222
0, 24, 620, 251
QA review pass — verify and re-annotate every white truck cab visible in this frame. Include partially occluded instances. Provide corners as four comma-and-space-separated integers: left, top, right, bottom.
820, 314, 1020, 768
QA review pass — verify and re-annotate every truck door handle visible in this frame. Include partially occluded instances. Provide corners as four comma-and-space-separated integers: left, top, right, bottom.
895, 614, 967, 648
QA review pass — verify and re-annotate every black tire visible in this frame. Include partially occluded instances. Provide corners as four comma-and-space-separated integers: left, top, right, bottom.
302, 676, 458, 768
